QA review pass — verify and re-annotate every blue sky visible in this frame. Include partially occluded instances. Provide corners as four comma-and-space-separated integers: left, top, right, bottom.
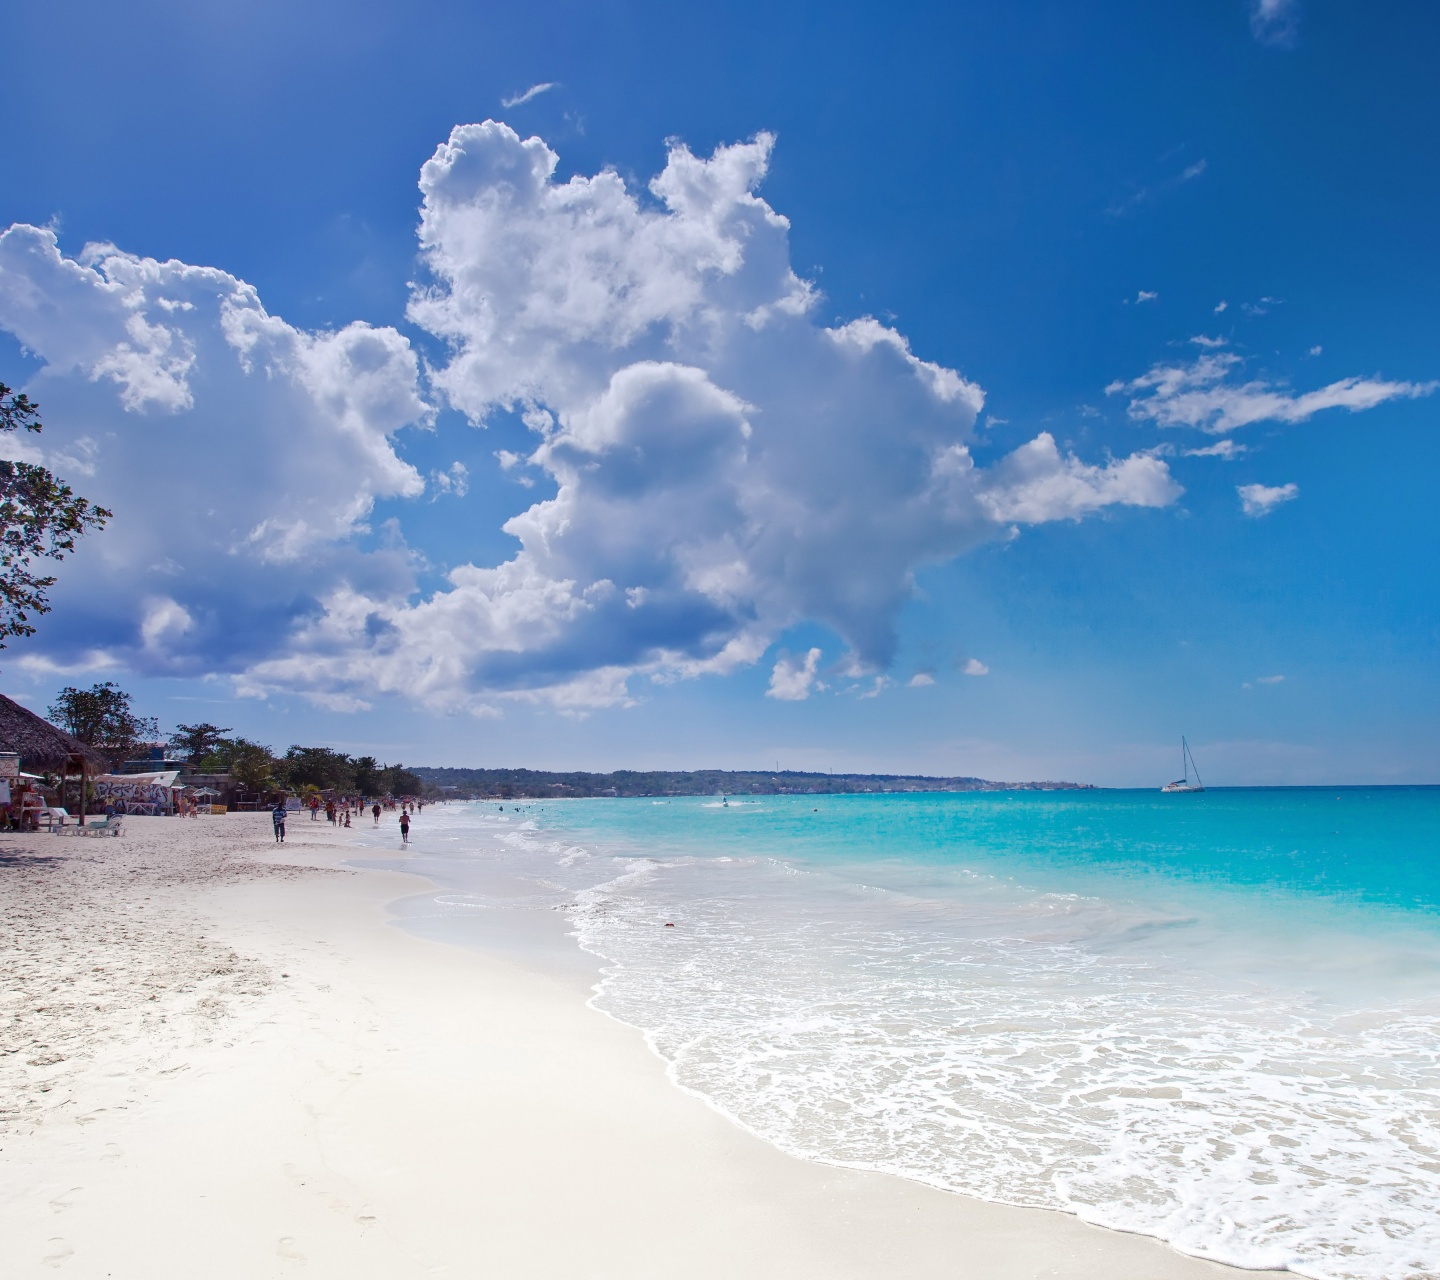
0, 0, 1435, 785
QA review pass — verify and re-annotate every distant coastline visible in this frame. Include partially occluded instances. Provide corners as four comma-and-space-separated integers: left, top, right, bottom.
412, 767, 1096, 799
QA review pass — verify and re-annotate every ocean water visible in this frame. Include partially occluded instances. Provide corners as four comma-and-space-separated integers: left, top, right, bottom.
360, 789, 1440, 1280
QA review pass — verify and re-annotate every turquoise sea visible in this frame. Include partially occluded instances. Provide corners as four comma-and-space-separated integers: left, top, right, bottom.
364, 788, 1440, 1280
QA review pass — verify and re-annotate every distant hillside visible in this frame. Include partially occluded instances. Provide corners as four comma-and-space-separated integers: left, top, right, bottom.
411, 766, 1095, 799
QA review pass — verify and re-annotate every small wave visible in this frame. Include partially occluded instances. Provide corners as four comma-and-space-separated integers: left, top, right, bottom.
567, 856, 1440, 1280
433, 892, 563, 911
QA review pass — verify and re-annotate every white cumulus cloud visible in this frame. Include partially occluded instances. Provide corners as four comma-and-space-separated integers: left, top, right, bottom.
767, 648, 823, 701
963, 658, 989, 676
1109, 352, 1436, 435
0, 224, 431, 674
1238, 482, 1298, 518
243, 123, 1178, 710
1, 123, 1181, 711
139, 597, 193, 650
974, 432, 1181, 522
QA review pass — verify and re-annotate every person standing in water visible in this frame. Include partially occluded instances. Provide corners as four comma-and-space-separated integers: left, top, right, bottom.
398, 809, 410, 844
372, 802, 381, 825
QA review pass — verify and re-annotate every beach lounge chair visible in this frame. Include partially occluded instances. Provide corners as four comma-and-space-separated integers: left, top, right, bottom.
38, 806, 69, 832
80, 814, 124, 837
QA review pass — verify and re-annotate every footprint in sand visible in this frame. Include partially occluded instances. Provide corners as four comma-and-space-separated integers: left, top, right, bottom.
42, 1237, 74, 1267
277, 1236, 305, 1262
49, 1187, 83, 1213
100, 1142, 123, 1161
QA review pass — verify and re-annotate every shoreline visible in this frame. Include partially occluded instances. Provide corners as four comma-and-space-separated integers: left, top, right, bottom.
1, 814, 1248, 1278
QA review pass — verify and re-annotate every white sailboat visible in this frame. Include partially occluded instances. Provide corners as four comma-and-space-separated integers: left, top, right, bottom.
1160, 737, 1205, 793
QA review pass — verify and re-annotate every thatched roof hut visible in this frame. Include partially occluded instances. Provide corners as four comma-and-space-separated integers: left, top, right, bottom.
0, 693, 108, 773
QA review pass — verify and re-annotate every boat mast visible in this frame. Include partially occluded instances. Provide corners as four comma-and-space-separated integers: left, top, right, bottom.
1183, 736, 1204, 790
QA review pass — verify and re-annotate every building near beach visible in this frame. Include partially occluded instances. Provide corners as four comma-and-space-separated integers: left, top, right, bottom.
91, 771, 186, 816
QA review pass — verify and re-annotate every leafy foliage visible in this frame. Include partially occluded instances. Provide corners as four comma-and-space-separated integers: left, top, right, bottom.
279, 745, 356, 793
168, 722, 233, 764
351, 755, 382, 796
48, 681, 159, 761
228, 740, 279, 792
191, 734, 269, 772
0, 384, 110, 645
377, 762, 424, 798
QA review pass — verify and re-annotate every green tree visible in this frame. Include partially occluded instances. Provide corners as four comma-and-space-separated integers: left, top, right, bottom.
228, 740, 279, 793
0, 384, 110, 645
48, 682, 159, 762
351, 755, 381, 796
191, 734, 269, 774
169, 722, 233, 765
279, 745, 355, 793
379, 762, 425, 797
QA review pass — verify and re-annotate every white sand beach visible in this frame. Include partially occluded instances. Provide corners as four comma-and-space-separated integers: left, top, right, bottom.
0, 815, 1247, 1278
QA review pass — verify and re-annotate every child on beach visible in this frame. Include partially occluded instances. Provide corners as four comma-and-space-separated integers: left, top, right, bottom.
399, 810, 410, 844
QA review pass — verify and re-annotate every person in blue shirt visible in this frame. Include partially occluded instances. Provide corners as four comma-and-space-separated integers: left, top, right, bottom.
272, 799, 287, 844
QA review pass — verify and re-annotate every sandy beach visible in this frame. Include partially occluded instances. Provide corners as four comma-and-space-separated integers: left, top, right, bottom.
0, 814, 1248, 1278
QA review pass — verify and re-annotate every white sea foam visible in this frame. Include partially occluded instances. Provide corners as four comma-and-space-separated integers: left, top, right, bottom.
565, 854, 1440, 1280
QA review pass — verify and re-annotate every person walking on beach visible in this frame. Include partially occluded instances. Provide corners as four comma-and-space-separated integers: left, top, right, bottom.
372, 802, 381, 825
399, 809, 410, 844
271, 800, 287, 844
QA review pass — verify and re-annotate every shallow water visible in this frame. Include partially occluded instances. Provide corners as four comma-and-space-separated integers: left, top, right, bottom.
358, 789, 1440, 1280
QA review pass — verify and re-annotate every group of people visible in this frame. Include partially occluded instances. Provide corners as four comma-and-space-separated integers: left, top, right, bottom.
305, 794, 352, 825
271, 795, 423, 845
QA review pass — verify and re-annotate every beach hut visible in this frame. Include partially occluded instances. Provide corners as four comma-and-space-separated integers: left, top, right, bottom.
0, 693, 110, 822
93, 770, 184, 816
